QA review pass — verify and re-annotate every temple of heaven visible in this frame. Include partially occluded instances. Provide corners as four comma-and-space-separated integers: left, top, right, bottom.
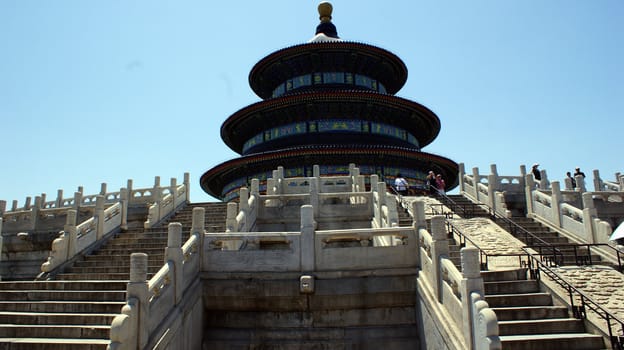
200, 2, 458, 201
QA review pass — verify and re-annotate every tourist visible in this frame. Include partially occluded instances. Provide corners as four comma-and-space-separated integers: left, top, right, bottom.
435, 174, 446, 195
574, 167, 586, 178
566, 171, 576, 189
425, 171, 436, 196
394, 173, 409, 196
531, 163, 541, 186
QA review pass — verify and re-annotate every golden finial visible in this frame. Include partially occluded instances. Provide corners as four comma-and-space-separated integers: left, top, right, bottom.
318, 2, 333, 23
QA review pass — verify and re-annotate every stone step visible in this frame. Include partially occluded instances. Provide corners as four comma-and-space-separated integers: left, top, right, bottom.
492, 306, 569, 321
64, 265, 162, 274
0, 301, 124, 313
0, 311, 116, 325
0, 324, 109, 339
91, 247, 165, 255
499, 333, 604, 350
484, 280, 540, 295
54, 272, 148, 281
485, 292, 553, 307
0, 290, 125, 302
0, 337, 109, 350
498, 318, 585, 335
0, 281, 127, 291
481, 269, 528, 282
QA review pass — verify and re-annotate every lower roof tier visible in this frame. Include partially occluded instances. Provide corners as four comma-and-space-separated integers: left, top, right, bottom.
200, 144, 458, 201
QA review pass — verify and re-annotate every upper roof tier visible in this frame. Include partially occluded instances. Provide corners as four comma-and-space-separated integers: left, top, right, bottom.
249, 3, 408, 99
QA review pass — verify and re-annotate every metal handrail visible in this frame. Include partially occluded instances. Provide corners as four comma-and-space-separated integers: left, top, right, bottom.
436, 191, 559, 249
524, 247, 624, 349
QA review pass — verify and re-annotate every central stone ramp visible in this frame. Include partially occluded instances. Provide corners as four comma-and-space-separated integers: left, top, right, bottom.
202, 271, 420, 349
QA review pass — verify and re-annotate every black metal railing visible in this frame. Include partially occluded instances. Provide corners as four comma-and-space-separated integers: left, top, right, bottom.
524, 248, 624, 349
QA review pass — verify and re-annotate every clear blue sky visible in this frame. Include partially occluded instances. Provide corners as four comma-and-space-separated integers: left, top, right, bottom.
1, 1, 622, 205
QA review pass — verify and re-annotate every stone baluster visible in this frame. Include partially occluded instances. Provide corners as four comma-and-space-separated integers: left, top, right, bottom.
128, 252, 149, 349
251, 179, 259, 197
40, 193, 47, 208
575, 174, 586, 193
488, 164, 499, 211
170, 177, 178, 206
152, 176, 162, 222
95, 195, 105, 240
191, 207, 206, 266
300, 205, 315, 272
31, 196, 41, 231
310, 178, 319, 217
65, 210, 78, 258
73, 191, 82, 210
410, 200, 425, 267
183, 172, 191, 202
166, 223, 184, 305
472, 167, 480, 200
239, 187, 249, 231
592, 170, 602, 191
0, 200, 5, 216
460, 247, 485, 349
518, 164, 527, 189
226, 202, 238, 232
120, 188, 129, 231
24, 196, 31, 210
582, 192, 598, 244
458, 163, 466, 193
550, 181, 562, 228
430, 215, 448, 301
55, 189, 63, 208
538, 169, 548, 190
11, 200, 18, 212
525, 174, 535, 216
126, 179, 134, 204
100, 183, 107, 196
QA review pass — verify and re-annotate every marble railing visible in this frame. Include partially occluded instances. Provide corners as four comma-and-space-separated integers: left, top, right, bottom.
412, 202, 500, 349
143, 175, 191, 229
527, 178, 613, 244
109, 207, 205, 350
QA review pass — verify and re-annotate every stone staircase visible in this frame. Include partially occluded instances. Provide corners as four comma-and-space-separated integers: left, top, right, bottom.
483, 268, 605, 349
0, 202, 227, 350
447, 193, 605, 267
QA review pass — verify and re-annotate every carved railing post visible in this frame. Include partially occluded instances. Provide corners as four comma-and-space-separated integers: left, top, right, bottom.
191, 207, 206, 269
55, 190, 63, 208
458, 163, 466, 193
31, 196, 41, 231
120, 188, 129, 231
65, 209, 78, 258
128, 253, 150, 349
460, 247, 485, 348
300, 205, 315, 272
170, 178, 178, 207
430, 215, 448, 301
551, 181, 562, 228
310, 178, 319, 217
166, 223, 184, 305
184, 172, 191, 202
225, 202, 238, 233
582, 192, 598, 244
525, 174, 535, 216
95, 196, 105, 240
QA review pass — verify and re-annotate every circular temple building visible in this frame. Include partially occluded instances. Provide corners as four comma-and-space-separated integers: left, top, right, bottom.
201, 2, 458, 201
